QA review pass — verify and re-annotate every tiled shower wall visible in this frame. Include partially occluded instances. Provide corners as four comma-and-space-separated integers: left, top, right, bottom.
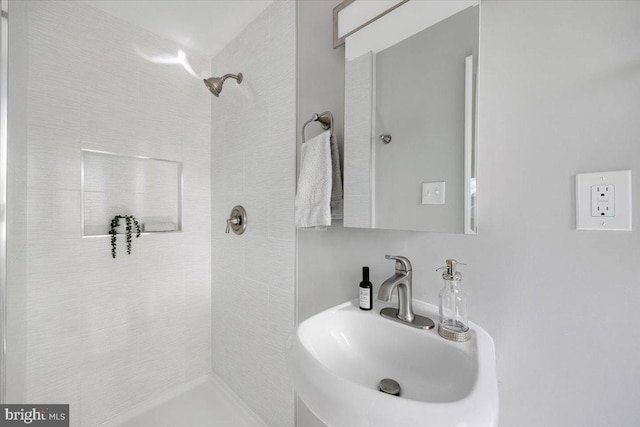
210, 2, 296, 426
19, 2, 212, 425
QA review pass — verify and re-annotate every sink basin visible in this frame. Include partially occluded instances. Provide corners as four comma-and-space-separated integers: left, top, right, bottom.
288, 299, 498, 427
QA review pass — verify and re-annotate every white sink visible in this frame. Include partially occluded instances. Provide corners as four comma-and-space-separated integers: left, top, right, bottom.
288, 299, 498, 427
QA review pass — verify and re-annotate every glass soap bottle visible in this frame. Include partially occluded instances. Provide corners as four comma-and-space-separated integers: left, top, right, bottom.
437, 259, 471, 342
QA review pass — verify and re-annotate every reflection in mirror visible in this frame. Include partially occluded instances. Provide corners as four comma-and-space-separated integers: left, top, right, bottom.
343, 1, 479, 233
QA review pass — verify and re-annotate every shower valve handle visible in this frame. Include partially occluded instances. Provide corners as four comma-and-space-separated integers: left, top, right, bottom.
225, 217, 240, 234
225, 205, 247, 235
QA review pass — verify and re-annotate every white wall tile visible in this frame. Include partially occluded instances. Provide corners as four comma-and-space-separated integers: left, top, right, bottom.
237, 192, 269, 238
26, 136, 81, 191
212, 152, 245, 196
268, 191, 295, 241
26, 370, 81, 427
268, 286, 295, 343
79, 278, 142, 333
210, 2, 296, 426
243, 144, 274, 196
23, 1, 212, 424
244, 236, 295, 291
79, 362, 140, 427
26, 189, 82, 241
211, 233, 244, 274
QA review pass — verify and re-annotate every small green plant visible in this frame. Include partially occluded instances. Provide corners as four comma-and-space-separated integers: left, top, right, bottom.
109, 215, 142, 259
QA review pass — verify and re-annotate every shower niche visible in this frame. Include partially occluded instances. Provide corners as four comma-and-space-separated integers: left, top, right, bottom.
81, 149, 183, 236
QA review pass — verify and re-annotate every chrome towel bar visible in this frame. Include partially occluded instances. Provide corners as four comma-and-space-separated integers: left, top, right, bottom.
302, 111, 334, 143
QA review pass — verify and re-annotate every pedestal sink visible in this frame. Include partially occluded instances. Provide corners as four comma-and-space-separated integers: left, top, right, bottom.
288, 299, 498, 427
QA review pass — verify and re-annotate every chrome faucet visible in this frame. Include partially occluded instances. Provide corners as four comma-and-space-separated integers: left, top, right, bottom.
378, 255, 415, 322
377, 255, 435, 330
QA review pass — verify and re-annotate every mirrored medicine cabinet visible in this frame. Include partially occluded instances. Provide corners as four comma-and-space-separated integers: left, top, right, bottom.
341, 0, 480, 234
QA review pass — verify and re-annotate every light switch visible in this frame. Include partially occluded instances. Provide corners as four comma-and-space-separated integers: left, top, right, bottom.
422, 182, 445, 205
576, 170, 632, 231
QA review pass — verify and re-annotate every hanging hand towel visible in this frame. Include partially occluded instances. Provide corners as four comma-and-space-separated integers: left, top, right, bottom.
296, 130, 332, 229
330, 135, 343, 220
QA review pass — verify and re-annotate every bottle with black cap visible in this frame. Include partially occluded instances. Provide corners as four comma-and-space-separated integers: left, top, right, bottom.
359, 266, 373, 310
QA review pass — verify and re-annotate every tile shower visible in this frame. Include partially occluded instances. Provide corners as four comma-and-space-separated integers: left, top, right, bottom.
5, 0, 294, 426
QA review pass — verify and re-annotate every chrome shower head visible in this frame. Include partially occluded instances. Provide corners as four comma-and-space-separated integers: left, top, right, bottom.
203, 72, 243, 97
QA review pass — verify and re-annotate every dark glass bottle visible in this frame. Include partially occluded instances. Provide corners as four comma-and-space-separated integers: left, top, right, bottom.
359, 266, 373, 310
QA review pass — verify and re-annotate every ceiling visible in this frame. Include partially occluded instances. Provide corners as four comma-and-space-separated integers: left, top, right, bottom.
83, 0, 274, 56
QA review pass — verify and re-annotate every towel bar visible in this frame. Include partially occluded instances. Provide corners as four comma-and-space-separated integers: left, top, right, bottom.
302, 111, 334, 143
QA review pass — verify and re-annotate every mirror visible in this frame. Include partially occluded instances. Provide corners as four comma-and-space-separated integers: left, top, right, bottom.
343, 1, 479, 233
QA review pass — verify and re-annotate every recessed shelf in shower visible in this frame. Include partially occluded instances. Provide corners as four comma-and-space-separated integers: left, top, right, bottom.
81, 149, 183, 237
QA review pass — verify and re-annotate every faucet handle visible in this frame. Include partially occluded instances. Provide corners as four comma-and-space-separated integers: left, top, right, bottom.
385, 255, 412, 273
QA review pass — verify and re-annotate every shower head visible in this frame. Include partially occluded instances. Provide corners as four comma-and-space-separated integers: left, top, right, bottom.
203, 72, 243, 97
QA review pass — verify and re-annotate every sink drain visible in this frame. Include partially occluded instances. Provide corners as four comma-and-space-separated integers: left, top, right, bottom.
378, 378, 401, 396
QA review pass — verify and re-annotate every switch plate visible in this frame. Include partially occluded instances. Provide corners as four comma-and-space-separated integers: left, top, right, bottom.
576, 170, 632, 231
422, 182, 445, 205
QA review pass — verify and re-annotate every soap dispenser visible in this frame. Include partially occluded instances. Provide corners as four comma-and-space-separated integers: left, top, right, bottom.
437, 259, 471, 342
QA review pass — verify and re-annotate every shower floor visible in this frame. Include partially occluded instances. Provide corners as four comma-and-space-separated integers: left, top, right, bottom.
97, 374, 267, 427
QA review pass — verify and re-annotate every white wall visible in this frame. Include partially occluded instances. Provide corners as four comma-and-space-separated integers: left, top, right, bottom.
210, 2, 297, 426
297, 1, 640, 426
14, 2, 212, 425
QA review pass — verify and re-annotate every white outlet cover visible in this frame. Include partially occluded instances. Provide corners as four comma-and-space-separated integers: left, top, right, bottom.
576, 170, 632, 231
422, 181, 445, 205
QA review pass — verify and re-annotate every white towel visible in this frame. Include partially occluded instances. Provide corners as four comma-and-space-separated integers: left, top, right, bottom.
330, 135, 343, 220
296, 130, 332, 228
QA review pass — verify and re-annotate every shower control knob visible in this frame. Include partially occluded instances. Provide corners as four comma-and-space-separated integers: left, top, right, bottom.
225, 205, 247, 235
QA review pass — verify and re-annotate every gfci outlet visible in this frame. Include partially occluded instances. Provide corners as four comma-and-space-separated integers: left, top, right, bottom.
576, 170, 632, 231
591, 184, 614, 217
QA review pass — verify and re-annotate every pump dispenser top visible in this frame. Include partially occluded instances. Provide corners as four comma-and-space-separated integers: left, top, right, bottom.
440, 259, 462, 281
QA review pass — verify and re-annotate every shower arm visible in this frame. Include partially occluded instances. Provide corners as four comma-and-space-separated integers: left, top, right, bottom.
220, 73, 243, 84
